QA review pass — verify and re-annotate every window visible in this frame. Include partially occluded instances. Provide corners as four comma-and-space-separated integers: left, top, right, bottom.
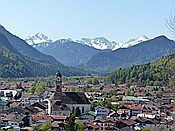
82, 107, 84, 113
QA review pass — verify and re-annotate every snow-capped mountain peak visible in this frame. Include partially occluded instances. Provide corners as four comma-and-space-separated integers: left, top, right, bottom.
25, 32, 149, 50
76, 37, 117, 50
25, 33, 53, 45
119, 35, 149, 49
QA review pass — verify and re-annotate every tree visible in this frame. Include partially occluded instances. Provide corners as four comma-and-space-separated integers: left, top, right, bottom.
35, 82, 45, 94
39, 120, 51, 131
29, 85, 35, 94
75, 120, 85, 131
64, 115, 76, 131
125, 89, 129, 96
86, 78, 92, 84
130, 90, 134, 96
74, 107, 81, 117
141, 128, 151, 131
157, 89, 163, 98
92, 77, 99, 85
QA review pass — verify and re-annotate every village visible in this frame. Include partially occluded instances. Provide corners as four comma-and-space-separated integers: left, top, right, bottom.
0, 72, 175, 131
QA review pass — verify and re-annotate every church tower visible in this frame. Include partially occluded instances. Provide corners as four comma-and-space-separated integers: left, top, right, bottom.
55, 70, 62, 92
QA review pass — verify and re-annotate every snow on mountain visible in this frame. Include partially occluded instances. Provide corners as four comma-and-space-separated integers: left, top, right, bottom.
76, 37, 117, 50
26, 33, 149, 50
76, 36, 149, 50
121, 35, 149, 48
25, 33, 53, 45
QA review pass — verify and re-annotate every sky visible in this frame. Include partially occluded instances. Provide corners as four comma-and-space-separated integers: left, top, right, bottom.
0, 0, 175, 42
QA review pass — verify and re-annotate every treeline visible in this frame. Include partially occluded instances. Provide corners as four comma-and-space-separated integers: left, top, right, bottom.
0, 33, 91, 78
106, 54, 175, 86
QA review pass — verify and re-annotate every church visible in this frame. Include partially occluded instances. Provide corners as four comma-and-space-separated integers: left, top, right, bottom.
46, 71, 91, 116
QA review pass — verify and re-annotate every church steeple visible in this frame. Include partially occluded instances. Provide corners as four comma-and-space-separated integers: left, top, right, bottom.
55, 70, 62, 92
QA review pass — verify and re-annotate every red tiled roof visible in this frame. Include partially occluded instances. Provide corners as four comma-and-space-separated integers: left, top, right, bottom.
121, 119, 136, 126
144, 104, 158, 111
102, 87, 113, 93
51, 121, 61, 128
135, 92, 144, 96
2, 113, 15, 121
128, 105, 144, 110
119, 101, 134, 105
51, 116, 67, 120
105, 98, 112, 101
117, 91, 125, 95
88, 122, 100, 130
10, 102, 21, 107
160, 112, 167, 117
32, 115, 51, 121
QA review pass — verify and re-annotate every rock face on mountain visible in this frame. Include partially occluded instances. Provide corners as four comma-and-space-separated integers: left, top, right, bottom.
0, 25, 90, 78
32, 40, 102, 66
78, 36, 175, 73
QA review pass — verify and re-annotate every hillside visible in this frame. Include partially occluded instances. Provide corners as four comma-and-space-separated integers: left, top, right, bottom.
78, 36, 175, 73
0, 26, 91, 78
33, 40, 102, 66
106, 53, 175, 86
0, 33, 31, 78
0, 25, 60, 65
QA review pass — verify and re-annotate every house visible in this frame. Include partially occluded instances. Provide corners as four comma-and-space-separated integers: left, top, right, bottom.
0, 90, 17, 98
51, 121, 65, 131
95, 106, 110, 117
143, 104, 159, 114
21, 93, 40, 107
51, 116, 67, 122
1, 112, 25, 128
32, 114, 51, 124
102, 87, 113, 95
135, 92, 144, 97
129, 105, 144, 116
1, 107, 33, 127
117, 119, 136, 129
93, 119, 117, 130
86, 122, 100, 131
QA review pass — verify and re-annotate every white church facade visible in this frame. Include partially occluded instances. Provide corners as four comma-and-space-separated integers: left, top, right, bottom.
46, 70, 91, 117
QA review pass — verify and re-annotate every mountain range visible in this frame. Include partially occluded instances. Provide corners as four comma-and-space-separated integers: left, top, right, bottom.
26, 33, 175, 73
0, 25, 90, 78
78, 36, 175, 73
1, 25, 174, 78
25, 33, 149, 50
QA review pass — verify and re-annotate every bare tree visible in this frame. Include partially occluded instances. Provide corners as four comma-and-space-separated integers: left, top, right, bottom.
166, 13, 175, 36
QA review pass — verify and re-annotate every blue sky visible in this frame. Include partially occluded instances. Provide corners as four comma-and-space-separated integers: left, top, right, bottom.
0, 0, 174, 42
